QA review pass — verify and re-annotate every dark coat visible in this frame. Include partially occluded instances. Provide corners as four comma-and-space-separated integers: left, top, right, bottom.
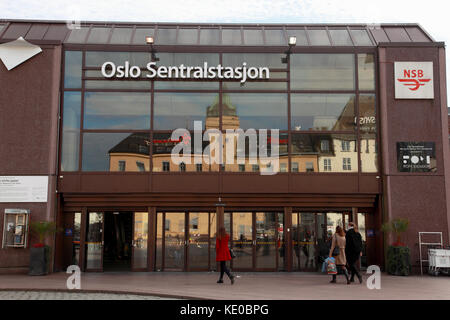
345, 228, 362, 264
216, 234, 232, 261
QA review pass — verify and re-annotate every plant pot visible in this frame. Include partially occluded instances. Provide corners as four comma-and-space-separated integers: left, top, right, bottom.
386, 245, 411, 276
29, 246, 50, 276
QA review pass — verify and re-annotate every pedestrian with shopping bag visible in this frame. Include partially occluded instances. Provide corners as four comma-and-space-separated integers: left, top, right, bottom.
216, 227, 235, 285
345, 222, 363, 283
329, 225, 350, 284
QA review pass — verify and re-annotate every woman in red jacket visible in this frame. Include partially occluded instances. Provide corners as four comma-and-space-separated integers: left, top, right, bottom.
216, 227, 235, 284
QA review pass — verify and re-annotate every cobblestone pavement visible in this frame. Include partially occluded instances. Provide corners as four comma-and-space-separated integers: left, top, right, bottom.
0, 290, 179, 300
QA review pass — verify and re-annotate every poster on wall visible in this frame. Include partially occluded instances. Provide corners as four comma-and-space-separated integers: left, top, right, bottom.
397, 142, 436, 172
0, 176, 48, 202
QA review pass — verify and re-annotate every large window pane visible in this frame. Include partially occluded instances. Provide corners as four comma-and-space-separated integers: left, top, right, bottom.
85, 51, 149, 67
291, 94, 356, 131
350, 30, 373, 46
85, 70, 150, 89
329, 29, 353, 46
291, 54, 355, 90
223, 53, 285, 69
84, 92, 150, 129
224, 132, 288, 173
152, 132, 218, 172
222, 29, 242, 45
244, 29, 264, 45
358, 53, 375, 90
291, 134, 358, 172
154, 92, 219, 130
177, 29, 198, 45
199, 28, 220, 45
265, 29, 286, 46
64, 51, 82, 89
110, 28, 133, 44
155, 81, 218, 90
359, 94, 376, 133
157, 28, 177, 45
82, 132, 150, 171
86, 27, 110, 44
61, 92, 81, 171
224, 93, 288, 130
66, 27, 89, 43
307, 29, 330, 46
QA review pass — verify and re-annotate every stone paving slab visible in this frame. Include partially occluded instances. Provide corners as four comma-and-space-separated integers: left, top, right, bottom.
0, 272, 449, 300
0, 290, 178, 300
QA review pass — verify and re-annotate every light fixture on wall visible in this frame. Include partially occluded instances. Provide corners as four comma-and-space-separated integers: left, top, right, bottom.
146, 36, 159, 62
281, 36, 297, 64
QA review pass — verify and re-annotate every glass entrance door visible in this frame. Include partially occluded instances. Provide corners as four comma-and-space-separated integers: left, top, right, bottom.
85, 212, 104, 271
228, 211, 281, 271
131, 212, 148, 271
292, 212, 317, 271
155, 211, 216, 271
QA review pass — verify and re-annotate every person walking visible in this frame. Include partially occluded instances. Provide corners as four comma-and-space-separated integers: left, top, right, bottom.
329, 225, 350, 284
216, 227, 235, 284
345, 222, 363, 283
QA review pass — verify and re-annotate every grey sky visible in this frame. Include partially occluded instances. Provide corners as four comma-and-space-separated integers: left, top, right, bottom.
1, 0, 449, 102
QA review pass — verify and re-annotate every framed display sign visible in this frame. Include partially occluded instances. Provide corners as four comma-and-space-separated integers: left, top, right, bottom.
397, 142, 436, 172
2, 209, 30, 248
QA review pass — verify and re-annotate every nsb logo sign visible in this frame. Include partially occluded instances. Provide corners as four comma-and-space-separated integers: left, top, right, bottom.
394, 62, 434, 99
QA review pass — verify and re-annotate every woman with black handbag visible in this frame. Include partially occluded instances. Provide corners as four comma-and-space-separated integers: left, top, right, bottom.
216, 227, 235, 285
329, 226, 350, 284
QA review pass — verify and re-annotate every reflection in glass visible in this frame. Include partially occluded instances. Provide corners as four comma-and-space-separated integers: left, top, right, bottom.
357, 213, 367, 268
291, 54, 355, 90
224, 93, 288, 130
164, 212, 185, 270
232, 212, 253, 269
188, 212, 210, 269
358, 54, 375, 90
61, 92, 81, 171
359, 94, 376, 133
223, 53, 285, 69
154, 92, 219, 130
155, 81, 218, 90
295, 213, 316, 270
224, 132, 288, 173
291, 94, 355, 131
72, 212, 81, 266
64, 51, 82, 88
82, 132, 150, 171
291, 134, 358, 172
158, 53, 219, 68
277, 213, 285, 271
361, 133, 378, 172
156, 212, 163, 270
86, 212, 103, 270
85, 51, 148, 67
255, 212, 277, 269
133, 212, 148, 269
84, 92, 150, 129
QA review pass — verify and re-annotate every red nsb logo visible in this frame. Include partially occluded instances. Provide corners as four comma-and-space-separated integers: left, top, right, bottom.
397, 69, 431, 91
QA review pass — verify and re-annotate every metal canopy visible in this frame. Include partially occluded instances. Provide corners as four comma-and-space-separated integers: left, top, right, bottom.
0, 20, 434, 46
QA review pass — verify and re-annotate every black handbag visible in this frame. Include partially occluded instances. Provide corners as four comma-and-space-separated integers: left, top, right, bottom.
229, 247, 236, 259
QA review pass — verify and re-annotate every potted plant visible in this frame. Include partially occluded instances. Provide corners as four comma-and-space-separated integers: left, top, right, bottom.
381, 218, 411, 276
29, 221, 61, 276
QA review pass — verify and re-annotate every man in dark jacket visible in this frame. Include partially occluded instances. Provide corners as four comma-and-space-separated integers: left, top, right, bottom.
345, 222, 363, 283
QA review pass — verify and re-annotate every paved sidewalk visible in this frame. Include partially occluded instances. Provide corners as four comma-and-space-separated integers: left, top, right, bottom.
0, 272, 449, 300
0, 290, 177, 300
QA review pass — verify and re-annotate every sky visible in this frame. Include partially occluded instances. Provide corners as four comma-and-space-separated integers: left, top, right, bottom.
1, 0, 449, 102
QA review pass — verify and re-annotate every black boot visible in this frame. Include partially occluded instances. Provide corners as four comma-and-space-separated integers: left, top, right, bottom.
330, 275, 336, 283
344, 269, 351, 285
217, 279, 223, 283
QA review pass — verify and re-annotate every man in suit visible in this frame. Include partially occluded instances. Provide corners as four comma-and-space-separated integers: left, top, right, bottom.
345, 222, 363, 283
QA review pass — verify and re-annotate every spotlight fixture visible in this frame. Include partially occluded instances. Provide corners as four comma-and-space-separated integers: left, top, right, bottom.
281, 36, 297, 64
145, 36, 154, 45
288, 36, 297, 46
146, 36, 160, 62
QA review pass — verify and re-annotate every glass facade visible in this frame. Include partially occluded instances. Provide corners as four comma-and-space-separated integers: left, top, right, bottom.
61, 47, 377, 173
